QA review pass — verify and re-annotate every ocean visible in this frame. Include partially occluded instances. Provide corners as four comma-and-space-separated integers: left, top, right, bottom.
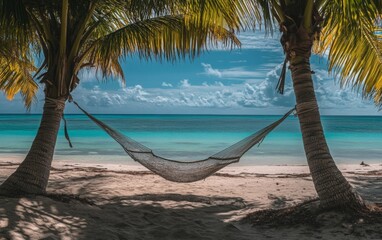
0, 114, 381, 165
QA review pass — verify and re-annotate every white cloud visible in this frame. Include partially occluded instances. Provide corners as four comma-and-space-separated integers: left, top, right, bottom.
202, 81, 225, 87
161, 82, 173, 87
73, 79, 274, 110
201, 63, 264, 79
179, 79, 191, 88
201, 63, 222, 78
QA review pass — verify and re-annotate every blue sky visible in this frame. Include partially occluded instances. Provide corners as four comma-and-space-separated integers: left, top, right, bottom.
0, 31, 380, 115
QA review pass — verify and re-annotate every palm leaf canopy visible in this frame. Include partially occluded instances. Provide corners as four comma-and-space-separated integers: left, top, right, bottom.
249, 0, 382, 106
0, 0, 262, 107
317, 0, 382, 106
3, 0, 380, 108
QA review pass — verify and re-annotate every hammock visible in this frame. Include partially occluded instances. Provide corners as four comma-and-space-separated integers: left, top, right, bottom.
72, 101, 294, 182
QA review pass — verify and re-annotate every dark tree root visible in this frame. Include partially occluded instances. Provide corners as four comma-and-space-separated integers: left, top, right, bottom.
242, 199, 382, 227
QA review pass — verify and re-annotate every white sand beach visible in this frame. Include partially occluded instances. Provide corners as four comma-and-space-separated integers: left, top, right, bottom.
0, 157, 381, 240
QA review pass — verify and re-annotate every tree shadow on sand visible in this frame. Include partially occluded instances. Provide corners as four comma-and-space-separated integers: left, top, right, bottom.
1, 166, 381, 239
0, 195, 88, 239
0, 191, 260, 239
241, 170, 382, 239
347, 172, 382, 205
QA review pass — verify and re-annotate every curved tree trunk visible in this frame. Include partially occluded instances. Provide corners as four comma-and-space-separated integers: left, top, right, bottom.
0, 97, 65, 195
289, 28, 365, 210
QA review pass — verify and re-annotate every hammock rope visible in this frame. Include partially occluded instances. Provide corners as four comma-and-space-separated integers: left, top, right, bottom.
70, 100, 295, 182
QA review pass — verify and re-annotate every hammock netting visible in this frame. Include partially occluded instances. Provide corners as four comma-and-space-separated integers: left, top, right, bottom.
72, 101, 294, 182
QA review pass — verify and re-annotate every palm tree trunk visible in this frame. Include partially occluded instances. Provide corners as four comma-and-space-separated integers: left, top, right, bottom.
0, 97, 65, 195
289, 28, 365, 210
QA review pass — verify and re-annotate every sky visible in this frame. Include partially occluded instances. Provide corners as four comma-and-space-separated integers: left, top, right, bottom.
0, 31, 380, 115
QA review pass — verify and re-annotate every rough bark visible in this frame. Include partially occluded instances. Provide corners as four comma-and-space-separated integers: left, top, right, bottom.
289, 27, 365, 210
0, 97, 65, 195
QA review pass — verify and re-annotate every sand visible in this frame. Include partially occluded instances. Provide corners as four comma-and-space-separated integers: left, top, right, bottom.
0, 157, 381, 240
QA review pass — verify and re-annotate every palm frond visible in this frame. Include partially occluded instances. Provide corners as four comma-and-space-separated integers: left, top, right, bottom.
0, 53, 38, 110
315, 0, 382, 105
75, 0, 251, 82
0, 0, 40, 109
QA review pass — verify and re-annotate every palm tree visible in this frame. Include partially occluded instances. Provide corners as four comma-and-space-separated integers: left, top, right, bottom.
244, 0, 382, 210
0, 0, 249, 195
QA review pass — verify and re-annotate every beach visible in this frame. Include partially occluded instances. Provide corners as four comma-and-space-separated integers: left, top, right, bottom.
1, 157, 381, 240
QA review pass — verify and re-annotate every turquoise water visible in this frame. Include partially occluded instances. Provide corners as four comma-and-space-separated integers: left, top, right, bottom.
0, 114, 381, 165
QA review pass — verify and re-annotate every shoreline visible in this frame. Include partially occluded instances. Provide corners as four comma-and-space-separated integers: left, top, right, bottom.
1, 156, 381, 180
1, 153, 381, 169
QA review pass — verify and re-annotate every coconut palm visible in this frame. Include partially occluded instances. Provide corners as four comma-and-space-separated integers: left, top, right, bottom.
243, 0, 382, 210
0, 0, 251, 195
